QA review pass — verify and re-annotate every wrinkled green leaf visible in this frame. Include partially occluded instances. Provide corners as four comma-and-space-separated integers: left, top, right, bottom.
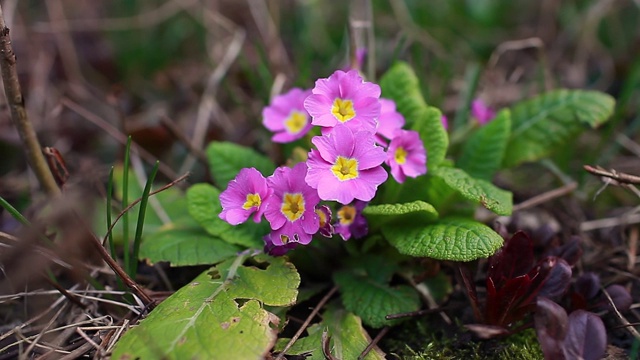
333, 255, 420, 328
380, 62, 449, 166
504, 90, 615, 167
380, 61, 428, 126
186, 183, 265, 249
458, 109, 511, 181
207, 141, 275, 189
384, 217, 504, 261
363, 201, 438, 229
140, 222, 241, 266
112, 255, 300, 360
275, 306, 386, 360
430, 166, 512, 216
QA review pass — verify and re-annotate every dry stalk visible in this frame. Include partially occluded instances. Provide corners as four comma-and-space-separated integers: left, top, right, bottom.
0, 4, 60, 196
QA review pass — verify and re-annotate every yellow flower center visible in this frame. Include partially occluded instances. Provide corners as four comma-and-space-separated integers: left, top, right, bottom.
337, 205, 356, 225
242, 193, 261, 210
280, 234, 290, 244
331, 98, 356, 122
316, 208, 327, 227
284, 110, 308, 134
281, 193, 305, 222
331, 156, 359, 181
394, 147, 408, 165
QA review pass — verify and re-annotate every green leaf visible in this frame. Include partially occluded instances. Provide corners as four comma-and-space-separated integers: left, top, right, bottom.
140, 223, 241, 266
458, 109, 511, 181
380, 62, 428, 126
430, 166, 512, 216
275, 306, 386, 360
186, 183, 265, 249
112, 255, 300, 360
384, 217, 504, 261
503, 89, 615, 167
363, 200, 438, 229
333, 255, 420, 328
380, 62, 449, 166
207, 141, 276, 189
411, 106, 449, 167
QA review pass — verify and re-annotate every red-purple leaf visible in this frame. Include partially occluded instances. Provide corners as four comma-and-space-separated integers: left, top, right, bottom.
563, 310, 606, 360
574, 273, 600, 300
538, 258, 571, 299
487, 231, 534, 287
535, 297, 568, 360
605, 285, 632, 312
548, 236, 582, 266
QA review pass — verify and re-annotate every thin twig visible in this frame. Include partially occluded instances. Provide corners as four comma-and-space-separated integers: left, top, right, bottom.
584, 164, 640, 185
61, 98, 180, 181
581, 213, 640, 232
0, 4, 60, 196
601, 286, 640, 341
102, 172, 189, 246
512, 182, 578, 212
74, 212, 155, 310
159, 116, 208, 164
275, 286, 339, 360
33, 0, 199, 32
358, 326, 388, 360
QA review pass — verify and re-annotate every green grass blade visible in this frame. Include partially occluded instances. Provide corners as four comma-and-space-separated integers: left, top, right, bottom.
453, 62, 480, 130
123, 136, 132, 276
0, 196, 30, 226
106, 166, 116, 260
131, 161, 160, 277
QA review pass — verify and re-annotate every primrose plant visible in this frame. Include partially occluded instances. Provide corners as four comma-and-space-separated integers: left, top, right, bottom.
112, 61, 616, 359
218, 69, 426, 254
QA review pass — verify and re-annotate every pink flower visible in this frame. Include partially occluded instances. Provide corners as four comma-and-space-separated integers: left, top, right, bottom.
263, 163, 320, 246
334, 201, 368, 241
219, 168, 273, 225
262, 88, 313, 143
375, 98, 405, 146
441, 115, 449, 130
304, 70, 381, 133
471, 99, 496, 125
386, 129, 427, 183
263, 234, 298, 256
306, 125, 388, 204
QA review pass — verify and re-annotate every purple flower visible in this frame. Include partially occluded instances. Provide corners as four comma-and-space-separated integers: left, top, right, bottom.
264, 163, 320, 246
219, 168, 272, 225
315, 205, 334, 238
375, 98, 405, 146
441, 114, 449, 130
471, 99, 496, 125
306, 125, 388, 204
386, 129, 427, 183
304, 70, 381, 133
263, 233, 298, 256
262, 88, 313, 143
334, 201, 368, 240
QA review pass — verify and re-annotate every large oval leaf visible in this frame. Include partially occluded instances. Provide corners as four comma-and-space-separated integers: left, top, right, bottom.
112, 255, 300, 360
380, 62, 449, 166
457, 109, 511, 181
207, 141, 275, 189
384, 218, 504, 261
186, 183, 265, 249
140, 224, 241, 266
430, 166, 512, 216
503, 90, 614, 167
363, 200, 439, 229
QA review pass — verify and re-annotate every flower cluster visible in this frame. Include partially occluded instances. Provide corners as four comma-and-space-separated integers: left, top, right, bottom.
219, 70, 428, 255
